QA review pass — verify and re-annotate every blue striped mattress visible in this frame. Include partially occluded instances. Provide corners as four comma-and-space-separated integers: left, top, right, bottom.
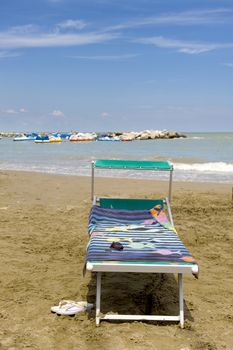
86, 205, 196, 266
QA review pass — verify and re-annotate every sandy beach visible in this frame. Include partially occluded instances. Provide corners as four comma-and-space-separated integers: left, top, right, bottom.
0, 170, 232, 350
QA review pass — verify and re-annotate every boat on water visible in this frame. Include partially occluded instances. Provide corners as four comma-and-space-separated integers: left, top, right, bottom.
49, 134, 62, 143
69, 133, 96, 141
97, 134, 120, 141
35, 135, 50, 143
13, 133, 38, 141
59, 133, 72, 140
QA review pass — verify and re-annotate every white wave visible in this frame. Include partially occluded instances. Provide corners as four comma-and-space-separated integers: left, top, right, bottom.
1, 161, 233, 183
174, 162, 233, 173
188, 136, 205, 140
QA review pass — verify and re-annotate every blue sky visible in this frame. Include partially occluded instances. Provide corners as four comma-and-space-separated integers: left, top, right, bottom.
0, 0, 233, 132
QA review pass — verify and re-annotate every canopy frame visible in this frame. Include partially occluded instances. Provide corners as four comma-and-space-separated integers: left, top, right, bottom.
91, 159, 174, 203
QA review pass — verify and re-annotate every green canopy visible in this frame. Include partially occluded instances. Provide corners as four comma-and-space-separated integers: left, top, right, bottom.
93, 159, 173, 171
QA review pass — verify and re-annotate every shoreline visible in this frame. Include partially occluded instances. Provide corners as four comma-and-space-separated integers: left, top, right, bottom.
1, 169, 232, 196
1, 167, 233, 188
0, 170, 233, 349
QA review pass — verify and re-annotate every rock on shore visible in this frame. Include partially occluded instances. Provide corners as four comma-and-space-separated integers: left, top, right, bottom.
118, 130, 186, 141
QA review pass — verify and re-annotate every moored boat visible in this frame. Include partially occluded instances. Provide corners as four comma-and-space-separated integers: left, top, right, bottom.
13, 133, 38, 141
35, 135, 50, 143
49, 134, 62, 143
60, 133, 72, 140
97, 134, 120, 141
69, 133, 96, 141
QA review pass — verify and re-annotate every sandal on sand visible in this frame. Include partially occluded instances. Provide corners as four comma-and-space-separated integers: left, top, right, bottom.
51, 300, 74, 314
51, 300, 94, 316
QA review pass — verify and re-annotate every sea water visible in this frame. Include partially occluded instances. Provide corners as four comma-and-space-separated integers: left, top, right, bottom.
0, 132, 232, 183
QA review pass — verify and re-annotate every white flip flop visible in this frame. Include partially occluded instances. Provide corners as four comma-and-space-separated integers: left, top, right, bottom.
51, 300, 94, 316
51, 300, 75, 314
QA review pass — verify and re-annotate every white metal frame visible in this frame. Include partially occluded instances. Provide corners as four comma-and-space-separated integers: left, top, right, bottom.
86, 260, 198, 328
94, 271, 184, 328
86, 261, 198, 275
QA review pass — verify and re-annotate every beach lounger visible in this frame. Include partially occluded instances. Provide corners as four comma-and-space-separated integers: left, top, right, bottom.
85, 160, 199, 328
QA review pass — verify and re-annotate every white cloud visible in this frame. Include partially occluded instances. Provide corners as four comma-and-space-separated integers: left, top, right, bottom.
223, 62, 233, 68
101, 112, 110, 118
68, 53, 140, 61
19, 108, 28, 113
3, 109, 18, 114
50, 110, 65, 117
0, 50, 21, 58
108, 8, 233, 31
9, 24, 39, 34
136, 36, 233, 54
0, 25, 119, 49
57, 19, 87, 31
1, 108, 28, 115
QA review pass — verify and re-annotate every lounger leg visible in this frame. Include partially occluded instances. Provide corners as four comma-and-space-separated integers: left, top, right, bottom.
178, 273, 184, 328
91, 162, 95, 201
96, 272, 102, 326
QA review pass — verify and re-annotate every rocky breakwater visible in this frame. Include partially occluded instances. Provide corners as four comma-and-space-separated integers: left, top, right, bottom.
0, 132, 19, 137
0, 130, 186, 141
119, 130, 186, 141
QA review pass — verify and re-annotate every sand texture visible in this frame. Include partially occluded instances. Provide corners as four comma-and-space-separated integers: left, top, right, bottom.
0, 171, 233, 350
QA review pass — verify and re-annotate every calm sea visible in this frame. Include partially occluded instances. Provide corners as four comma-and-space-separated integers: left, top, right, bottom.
0, 132, 233, 183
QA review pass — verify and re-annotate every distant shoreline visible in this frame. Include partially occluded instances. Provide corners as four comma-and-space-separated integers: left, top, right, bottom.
0, 129, 187, 140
